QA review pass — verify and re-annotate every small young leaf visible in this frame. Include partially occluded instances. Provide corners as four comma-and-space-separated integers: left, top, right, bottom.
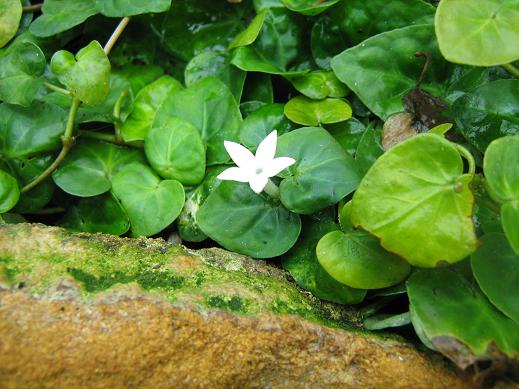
286, 71, 349, 100
228, 8, 267, 50
284, 96, 352, 126
0, 169, 19, 213
95, 0, 171, 17
51, 40, 110, 106
111, 163, 185, 237
0, 0, 22, 48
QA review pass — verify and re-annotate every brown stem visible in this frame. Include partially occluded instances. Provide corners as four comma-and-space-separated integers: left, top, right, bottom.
415, 51, 430, 86
103, 17, 131, 55
23, 3, 42, 12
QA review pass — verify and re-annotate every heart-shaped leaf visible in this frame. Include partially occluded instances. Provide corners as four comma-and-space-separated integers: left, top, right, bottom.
408, 266, 519, 368
121, 75, 183, 142
286, 71, 349, 100
29, 0, 99, 37
281, 0, 340, 16
331, 25, 450, 120
153, 77, 242, 165
284, 96, 352, 126
435, 0, 519, 66
351, 134, 477, 267
453, 80, 519, 152
51, 40, 110, 105
111, 163, 185, 237
59, 192, 130, 235
0, 0, 22, 48
0, 42, 45, 106
197, 181, 301, 258
0, 169, 19, 213
0, 101, 67, 158
53, 140, 145, 197
317, 230, 411, 289
145, 117, 206, 185
472, 233, 519, 323
277, 127, 361, 214
95, 0, 171, 17
282, 215, 367, 304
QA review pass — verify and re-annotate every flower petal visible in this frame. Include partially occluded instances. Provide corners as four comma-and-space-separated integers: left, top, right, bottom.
264, 156, 296, 177
255, 130, 277, 165
217, 167, 250, 182
224, 141, 255, 169
249, 174, 269, 193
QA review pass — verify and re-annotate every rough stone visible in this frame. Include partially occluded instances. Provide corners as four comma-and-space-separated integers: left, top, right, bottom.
0, 223, 474, 388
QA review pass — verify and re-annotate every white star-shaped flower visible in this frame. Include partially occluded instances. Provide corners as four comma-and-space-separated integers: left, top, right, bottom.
217, 130, 296, 194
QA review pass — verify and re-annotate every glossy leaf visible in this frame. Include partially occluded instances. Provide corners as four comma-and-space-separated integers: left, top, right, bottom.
52, 140, 145, 197
282, 216, 367, 304
0, 169, 19, 213
197, 181, 301, 258
281, 0, 340, 16
240, 103, 295, 150
50, 41, 110, 106
0, 42, 45, 106
111, 163, 185, 237
502, 202, 519, 256
408, 267, 519, 368
435, 0, 519, 66
472, 233, 519, 323
317, 230, 411, 289
364, 313, 411, 331
96, 0, 171, 17
453, 80, 519, 152
121, 75, 183, 142
0, 102, 67, 158
185, 50, 245, 102
29, 0, 98, 37
277, 127, 361, 214
145, 117, 206, 185
284, 96, 351, 126
326, 118, 366, 157
331, 25, 450, 120
351, 134, 477, 267
0, 0, 22, 48
287, 71, 349, 100
153, 77, 242, 165
228, 8, 267, 49
60, 193, 130, 235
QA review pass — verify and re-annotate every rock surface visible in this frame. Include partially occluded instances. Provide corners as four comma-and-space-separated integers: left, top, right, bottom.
0, 223, 474, 388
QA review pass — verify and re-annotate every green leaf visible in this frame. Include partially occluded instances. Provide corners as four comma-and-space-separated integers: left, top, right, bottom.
230, 8, 309, 75
178, 166, 225, 243
52, 140, 145, 197
351, 134, 477, 267
228, 8, 267, 50
284, 96, 352, 126
197, 181, 301, 258
331, 25, 450, 120
145, 117, 206, 185
408, 267, 519, 368
240, 103, 295, 150
355, 125, 384, 175
277, 127, 361, 214
59, 192, 130, 235
472, 233, 519, 323
0, 42, 45, 106
121, 75, 183, 142
281, 0, 340, 16
316, 230, 411, 289
111, 163, 185, 237
51, 40, 110, 106
96, 0, 171, 17
241, 73, 273, 104
184, 50, 245, 102
282, 215, 366, 304
0, 169, 19, 213
286, 71, 349, 100
153, 77, 242, 165
502, 202, 519, 256
0, 101, 67, 158
453, 80, 519, 152
0, 0, 22, 48
435, 0, 519, 66
326, 118, 366, 157
29, 0, 98, 38
364, 313, 411, 331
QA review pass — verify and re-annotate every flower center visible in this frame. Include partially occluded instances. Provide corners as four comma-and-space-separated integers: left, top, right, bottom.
255, 167, 263, 175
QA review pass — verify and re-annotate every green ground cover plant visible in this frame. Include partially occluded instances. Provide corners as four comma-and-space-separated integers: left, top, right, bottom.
1, 0, 518, 380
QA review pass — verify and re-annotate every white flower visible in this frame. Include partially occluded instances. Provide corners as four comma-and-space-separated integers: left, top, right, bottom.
217, 130, 296, 193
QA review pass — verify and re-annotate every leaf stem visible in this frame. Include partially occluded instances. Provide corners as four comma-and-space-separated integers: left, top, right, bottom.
112, 89, 128, 142
21, 97, 80, 193
23, 3, 42, 12
44, 81, 71, 96
502, 63, 519, 78
263, 179, 280, 199
78, 130, 142, 148
454, 144, 476, 176
103, 17, 131, 55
